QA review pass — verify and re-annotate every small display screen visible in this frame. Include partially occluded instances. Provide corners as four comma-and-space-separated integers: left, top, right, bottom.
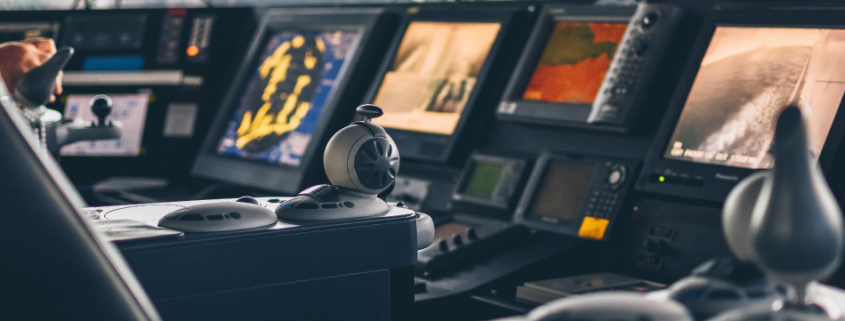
523, 22, 627, 104
217, 29, 360, 167
665, 26, 845, 169
529, 162, 595, 222
62, 15, 146, 49
372, 21, 502, 135
462, 161, 505, 199
60, 94, 149, 157
0, 22, 59, 42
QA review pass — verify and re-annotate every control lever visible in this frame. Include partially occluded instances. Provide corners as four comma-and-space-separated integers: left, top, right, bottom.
698, 105, 844, 320
14, 47, 73, 108
276, 105, 400, 221
91, 95, 112, 127
11, 46, 122, 156
45, 95, 121, 156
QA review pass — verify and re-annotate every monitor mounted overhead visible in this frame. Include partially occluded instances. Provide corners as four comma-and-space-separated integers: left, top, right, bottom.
192, 8, 398, 195
362, 6, 524, 165
497, 4, 683, 133
637, 5, 845, 203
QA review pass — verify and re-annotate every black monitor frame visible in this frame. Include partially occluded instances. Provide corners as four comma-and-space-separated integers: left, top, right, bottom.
192, 8, 396, 195
498, 5, 636, 131
636, 5, 845, 203
362, 6, 518, 165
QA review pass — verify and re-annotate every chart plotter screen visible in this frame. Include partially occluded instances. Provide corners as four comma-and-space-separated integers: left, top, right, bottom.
522, 22, 627, 104
665, 26, 845, 169
216, 29, 359, 167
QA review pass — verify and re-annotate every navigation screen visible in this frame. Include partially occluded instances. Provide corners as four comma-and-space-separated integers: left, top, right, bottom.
523, 22, 627, 104
462, 161, 504, 199
665, 27, 845, 169
530, 162, 595, 222
217, 29, 359, 167
372, 21, 501, 135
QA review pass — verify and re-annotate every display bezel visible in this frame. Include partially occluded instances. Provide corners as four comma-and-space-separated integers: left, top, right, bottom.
513, 153, 600, 236
362, 7, 516, 164
497, 5, 635, 131
636, 6, 845, 203
60, 14, 147, 50
452, 153, 527, 211
192, 8, 388, 194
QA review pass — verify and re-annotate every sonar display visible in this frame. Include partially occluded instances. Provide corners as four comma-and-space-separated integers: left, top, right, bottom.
523, 22, 627, 104
217, 30, 359, 166
665, 27, 845, 169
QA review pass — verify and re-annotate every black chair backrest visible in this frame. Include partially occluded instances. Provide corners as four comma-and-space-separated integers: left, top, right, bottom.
0, 80, 160, 320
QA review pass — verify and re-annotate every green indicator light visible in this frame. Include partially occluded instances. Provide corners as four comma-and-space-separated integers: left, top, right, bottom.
658, 176, 665, 182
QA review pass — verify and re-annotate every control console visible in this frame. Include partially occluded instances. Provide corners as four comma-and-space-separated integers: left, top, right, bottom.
277, 105, 400, 221
514, 153, 638, 241
497, 4, 683, 132
589, 4, 683, 125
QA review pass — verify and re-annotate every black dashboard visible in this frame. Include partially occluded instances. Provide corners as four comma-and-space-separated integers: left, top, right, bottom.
4, 1, 845, 320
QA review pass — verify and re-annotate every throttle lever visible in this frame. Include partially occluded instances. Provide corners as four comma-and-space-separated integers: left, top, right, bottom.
14, 46, 74, 108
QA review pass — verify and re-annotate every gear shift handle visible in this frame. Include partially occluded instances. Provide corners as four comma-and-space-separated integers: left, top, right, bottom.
90, 95, 113, 127
14, 46, 73, 109
751, 105, 844, 305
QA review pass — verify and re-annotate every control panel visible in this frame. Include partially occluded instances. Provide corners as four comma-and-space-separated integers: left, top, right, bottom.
513, 152, 639, 241
588, 4, 683, 125
452, 153, 528, 211
497, 4, 683, 132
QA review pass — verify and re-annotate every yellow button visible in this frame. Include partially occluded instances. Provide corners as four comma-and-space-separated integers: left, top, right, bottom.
578, 217, 610, 240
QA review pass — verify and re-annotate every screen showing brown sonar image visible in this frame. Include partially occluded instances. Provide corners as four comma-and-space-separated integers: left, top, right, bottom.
665, 27, 845, 169
522, 22, 627, 104
372, 21, 501, 136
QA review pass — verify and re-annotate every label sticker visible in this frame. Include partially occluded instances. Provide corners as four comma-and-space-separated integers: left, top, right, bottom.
163, 103, 198, 137
578, 216, 610, 240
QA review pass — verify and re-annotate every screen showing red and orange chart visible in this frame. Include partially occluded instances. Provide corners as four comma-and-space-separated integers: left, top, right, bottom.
665, 27, 845, 169
522, 22, 627, 104
372, 21, 501, 136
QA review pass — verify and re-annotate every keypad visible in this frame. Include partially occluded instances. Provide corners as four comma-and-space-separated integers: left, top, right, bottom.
585, 190, 621, 219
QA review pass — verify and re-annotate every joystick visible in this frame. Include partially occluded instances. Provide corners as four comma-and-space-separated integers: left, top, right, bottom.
12, 47, 122, 156
276, 105, 400, 221
90, 95, 113, 127
707, 105, 845, 320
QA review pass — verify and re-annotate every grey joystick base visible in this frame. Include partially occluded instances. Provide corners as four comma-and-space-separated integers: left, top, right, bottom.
275, 184, 390, 221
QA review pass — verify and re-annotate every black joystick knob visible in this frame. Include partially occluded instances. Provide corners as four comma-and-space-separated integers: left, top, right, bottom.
14, 47, 74, 108
90, 95, 113, 127
357, 104, 383, 122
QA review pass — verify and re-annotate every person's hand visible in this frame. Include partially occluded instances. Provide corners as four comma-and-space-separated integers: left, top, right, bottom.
0, 38, 62, 103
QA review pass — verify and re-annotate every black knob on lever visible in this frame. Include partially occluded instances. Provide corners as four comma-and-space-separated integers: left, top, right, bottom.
14, 46, 74, 108
90, 95, 113, 127
356, 104, 383, 122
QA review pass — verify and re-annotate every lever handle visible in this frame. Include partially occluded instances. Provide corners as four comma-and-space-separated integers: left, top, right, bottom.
356, 104, 383, 122
752, 105, 844, 304
15, 46, 74, 108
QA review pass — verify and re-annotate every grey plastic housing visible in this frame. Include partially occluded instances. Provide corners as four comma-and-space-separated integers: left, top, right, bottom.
158, 201, 278, 232
275, 189, 390, 221
722, 171, 767, 263
324, 120, 399, 195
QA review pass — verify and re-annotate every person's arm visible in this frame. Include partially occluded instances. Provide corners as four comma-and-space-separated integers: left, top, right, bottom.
0, 38, 62, 103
